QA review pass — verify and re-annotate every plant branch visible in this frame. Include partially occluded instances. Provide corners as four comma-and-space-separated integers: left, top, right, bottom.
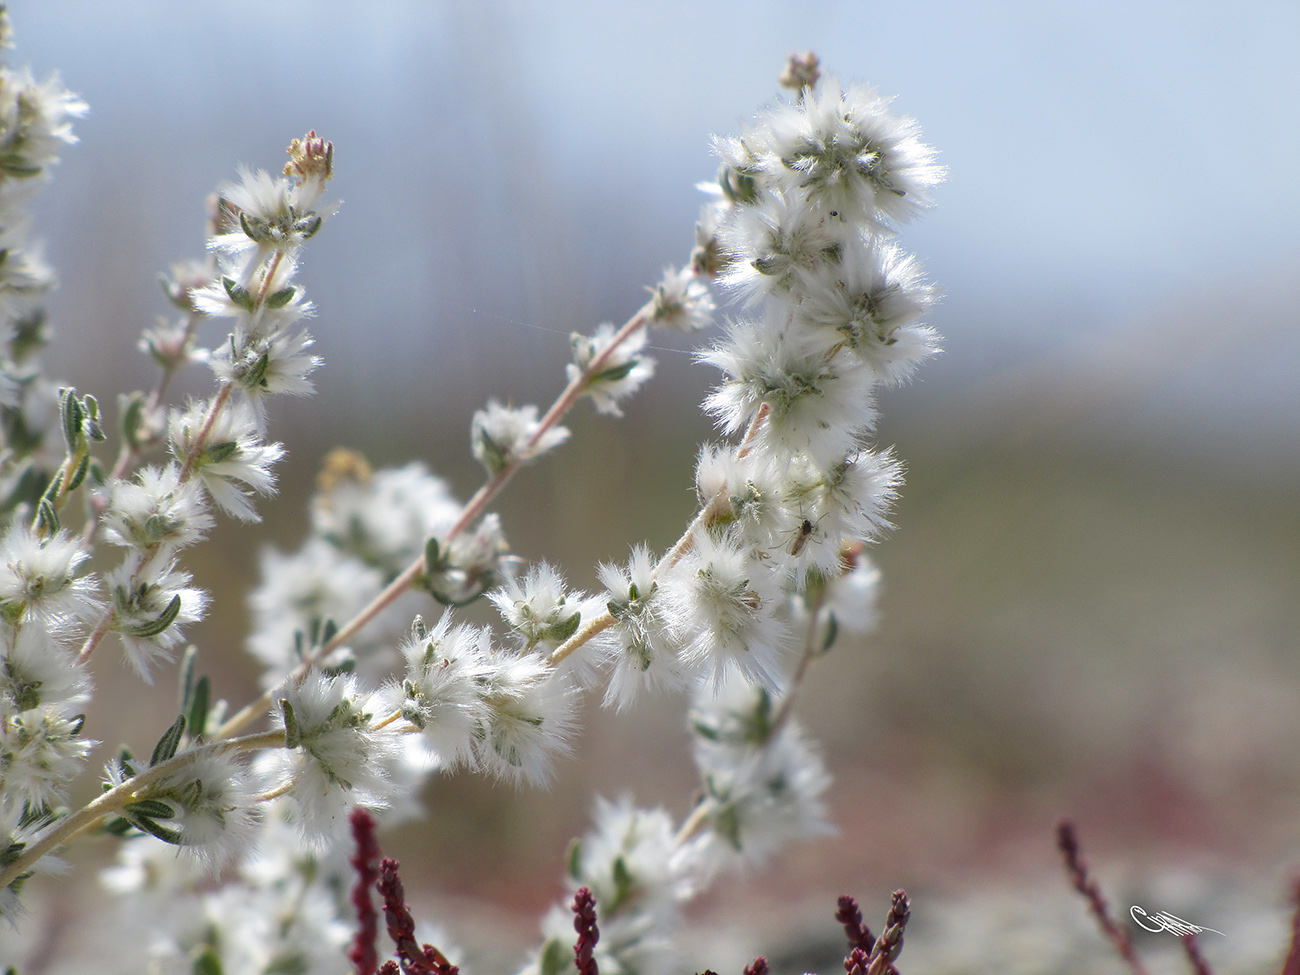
0, 729, 285, 892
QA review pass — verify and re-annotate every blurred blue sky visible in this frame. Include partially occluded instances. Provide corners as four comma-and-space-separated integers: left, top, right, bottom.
10, 0, 1300, 456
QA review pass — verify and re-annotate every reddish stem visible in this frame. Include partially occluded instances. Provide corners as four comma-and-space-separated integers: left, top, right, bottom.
1180, 933, 1214, 975
836, 895, 876, 954
1280, 878, 1300, 975
348, 808, 383, 975
378, 857, 458, 975
1057, 819, 1149, 975
572, 887, 600, 975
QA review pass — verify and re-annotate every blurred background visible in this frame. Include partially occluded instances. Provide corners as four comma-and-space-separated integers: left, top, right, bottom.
10, 0, 1300, 971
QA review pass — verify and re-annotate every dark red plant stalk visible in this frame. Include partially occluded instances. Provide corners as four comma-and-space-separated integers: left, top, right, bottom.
836, 895, 876, 954
844, 947, 869, 975
1057, 819, 1149, 975
573, 887, 600, 975
743, 957, 769, 975
1280, 878, 1300, 975
378, 857, 459, 975
1180, 933, 1214, 975
864, 890, 909, 975
348, 808, 383, 975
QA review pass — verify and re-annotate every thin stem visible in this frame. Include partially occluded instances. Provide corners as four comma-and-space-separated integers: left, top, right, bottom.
0, 730, 286, 893
217, 302, 656, 740
654, 404, 770, 577
769, 586, 827, 733
177, 382, 232, 483
549, 612, 616, 668
73, 610, 117, 667
673, 798, 715, 848
254, 251, 285, 307
31, 444, 87, 538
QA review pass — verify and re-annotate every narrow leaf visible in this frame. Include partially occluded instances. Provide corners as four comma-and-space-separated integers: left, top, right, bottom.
127, 594, 183, 639
187, 676, 211, 738
125, 799, 177, 820
149, 714, 186, 767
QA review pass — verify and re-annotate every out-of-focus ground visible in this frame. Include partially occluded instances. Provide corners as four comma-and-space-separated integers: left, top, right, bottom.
6, 2, 1300, 972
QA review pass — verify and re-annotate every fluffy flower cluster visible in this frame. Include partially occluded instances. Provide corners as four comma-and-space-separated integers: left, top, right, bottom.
589, 71, 941, 710
1, 34, 943, 975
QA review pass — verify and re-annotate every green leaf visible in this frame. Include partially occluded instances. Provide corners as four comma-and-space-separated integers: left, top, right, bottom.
476, 427, 509, 474
264, 286, 296, 309
609, 854, 635, 913
179, 646, 198, 709
0, 841, 25, 869
203, 440, 240, 465
121, 393, 147, 448
125, 594, 183, 639
149, 714, 186, 767
281, 699, 301, 749
241, 352, 271, 390
59, 387, 82, 451
713, 803, 742, 851
538, 939, 566, 975
187, 676, 211, 738
36, 497, 59, 535
567, 838, 583, 880
546, 611, 582, 645
83, 394, 105, 441
100, 816, 135, 836
193, 947, 224, 975
132, 815, 184, 845
263, 953, 309, 975
424, 536, 444, 571
593, 359, 638, 384
66, 451, 90, 493
125, 799, 177, 820
820, 613, 839, 653
222, 276, 254, 312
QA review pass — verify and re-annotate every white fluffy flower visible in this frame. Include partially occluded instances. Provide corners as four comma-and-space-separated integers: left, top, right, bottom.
273, 672, 404, 840
739, 78, 944, 227
540, 796, 695, 975
473, 651, 577, 786
594, 546, 684, 709
105, 555, 208, 680
312, 460, 464, 572
398, 615, 491, 769
471, 400, 569, 475
246, 537, 387, 681
101, 464, 214, 555
128, 748, 262, 872
0, 525, 101, 629
715, 189, 840, 304
687, 721, 833, 871
701, 315, 877, 470
647, 266, 715, 332
568, 323, 656, 417
167, 399, 285, 522
0, 706, 93, 817
0, 621, 89, 711
489, 561, 583, 655
660, 532, 790, 692
793, 234, 939, 382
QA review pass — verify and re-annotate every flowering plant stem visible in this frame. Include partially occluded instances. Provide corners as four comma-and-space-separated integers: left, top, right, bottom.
216, 305, 654, 739
549, 405, 769, 669
0, 729, 286, 892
